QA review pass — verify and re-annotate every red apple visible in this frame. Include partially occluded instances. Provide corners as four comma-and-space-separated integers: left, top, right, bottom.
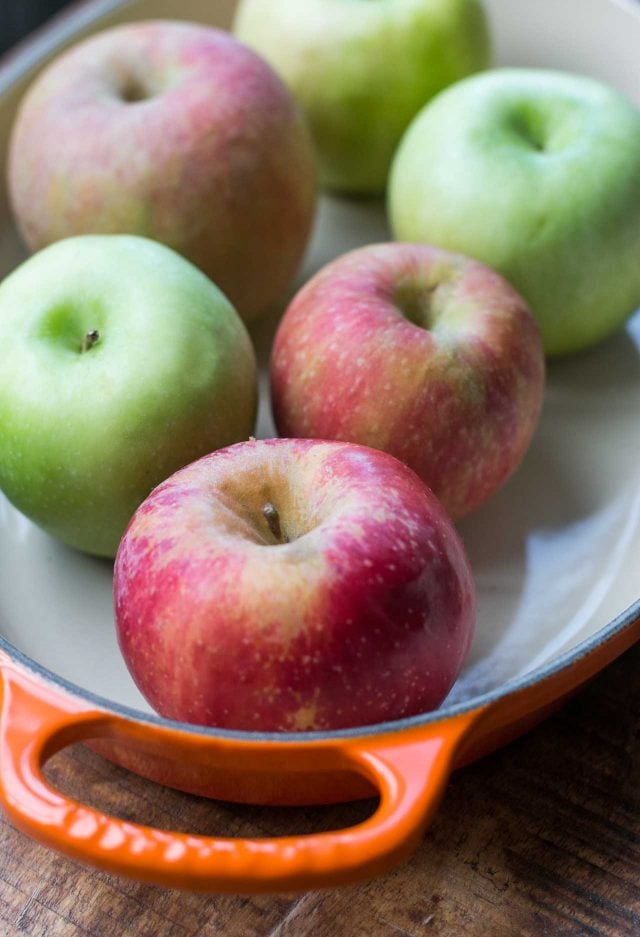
114, 438, 476, 732
270, 243, 545, 520
7, 20, 317, 325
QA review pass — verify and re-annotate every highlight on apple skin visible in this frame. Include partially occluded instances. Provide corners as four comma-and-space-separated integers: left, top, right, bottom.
388, 68, 640, 356
7, 19, 317, 325
114, 438, 477, 733
234, 0, 490, 195
0, 234, 258, 558
270, 242, 545, 521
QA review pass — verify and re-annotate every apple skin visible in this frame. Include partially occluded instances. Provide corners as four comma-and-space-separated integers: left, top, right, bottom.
114, 438, 476, 732
7, 20, 317, 325
233, 0, 490, 195
270, 243, 544, 520
388, 68, 640, 356
0, 235, 257, 558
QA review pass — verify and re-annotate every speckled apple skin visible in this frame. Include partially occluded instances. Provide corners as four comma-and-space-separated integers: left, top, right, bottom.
270, 244, 545, 520
7, 20, 317, 324
114, 439, 476, 732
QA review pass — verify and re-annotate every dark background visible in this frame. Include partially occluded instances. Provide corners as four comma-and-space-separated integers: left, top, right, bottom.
1, 0, 73, 56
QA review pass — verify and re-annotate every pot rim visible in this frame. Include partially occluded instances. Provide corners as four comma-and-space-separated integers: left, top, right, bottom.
2, 595, 639, 743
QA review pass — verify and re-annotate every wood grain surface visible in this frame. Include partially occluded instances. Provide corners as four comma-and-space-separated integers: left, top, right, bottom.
1, 642, 638, 937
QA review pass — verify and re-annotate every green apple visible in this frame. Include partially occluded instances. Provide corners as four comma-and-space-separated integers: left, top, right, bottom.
0, 235, 257, 558
388, 68, 640, 356
233, 0, 490, 195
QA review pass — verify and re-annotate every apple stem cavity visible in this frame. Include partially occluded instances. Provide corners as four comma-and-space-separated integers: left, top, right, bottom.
81, 329, 100, 353
394, 280, 437, 330
263, 502, 288, 544
119, 77, 151, 104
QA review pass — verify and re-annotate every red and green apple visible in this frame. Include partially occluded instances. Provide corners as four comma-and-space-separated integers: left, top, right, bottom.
114, 438, 476, 732
7, 20, 317, 324
270, 242, 545, 520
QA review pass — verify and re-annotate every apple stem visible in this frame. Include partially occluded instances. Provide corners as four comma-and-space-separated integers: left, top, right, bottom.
81, 329, 100, 353
263, 502, 288, 544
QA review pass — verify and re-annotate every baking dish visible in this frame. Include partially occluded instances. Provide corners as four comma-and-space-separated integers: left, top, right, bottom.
1, 0, 639, 893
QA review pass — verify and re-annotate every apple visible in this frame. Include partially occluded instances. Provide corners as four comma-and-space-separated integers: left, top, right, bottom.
7, 19, 317, 325
388, 68, 640, 356
233, 0, 490, 195
0, 234, 257, 558
114, 438, 476, 732
270, 243, 544, 520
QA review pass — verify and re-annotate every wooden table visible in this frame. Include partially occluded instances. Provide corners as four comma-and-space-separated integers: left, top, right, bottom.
1, 642, 638, 937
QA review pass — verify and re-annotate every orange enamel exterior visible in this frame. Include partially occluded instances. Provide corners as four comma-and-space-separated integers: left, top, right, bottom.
1, 609, 639, 893
0, 650, 482, 892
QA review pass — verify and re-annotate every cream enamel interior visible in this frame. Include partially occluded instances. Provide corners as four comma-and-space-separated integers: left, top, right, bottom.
0, 0, 639, 716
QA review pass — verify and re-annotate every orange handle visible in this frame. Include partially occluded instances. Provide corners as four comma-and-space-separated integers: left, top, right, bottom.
0, 659, 482, 892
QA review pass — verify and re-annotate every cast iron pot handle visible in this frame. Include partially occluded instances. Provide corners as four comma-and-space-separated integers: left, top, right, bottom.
0, 657, 483, 892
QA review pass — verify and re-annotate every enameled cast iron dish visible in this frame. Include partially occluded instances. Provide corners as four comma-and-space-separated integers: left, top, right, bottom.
1, 0, 640, 894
